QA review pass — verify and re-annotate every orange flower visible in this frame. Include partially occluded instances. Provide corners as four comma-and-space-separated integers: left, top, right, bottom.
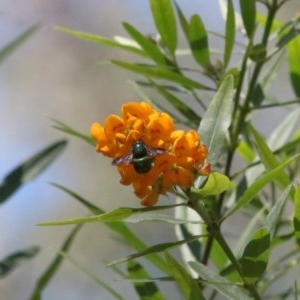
90, 101, 210, 206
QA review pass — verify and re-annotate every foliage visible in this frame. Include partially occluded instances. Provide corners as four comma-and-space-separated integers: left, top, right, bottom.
27, 0, 300, 299
0, 22, 67, 280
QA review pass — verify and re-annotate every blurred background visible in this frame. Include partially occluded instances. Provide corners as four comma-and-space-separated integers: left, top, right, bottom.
0, 1, 300, 299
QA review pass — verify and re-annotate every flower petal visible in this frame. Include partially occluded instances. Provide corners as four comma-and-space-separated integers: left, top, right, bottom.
140, 191, 159, 206
90, 122, 105, 143
104, 115, 126, 139
122, 101, 154, 122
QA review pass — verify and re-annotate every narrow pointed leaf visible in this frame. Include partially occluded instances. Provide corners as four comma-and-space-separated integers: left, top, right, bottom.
198, 75, 234, 166
240, 227, 270, 284
38, 208, 135, 226
236, 140, 255, 163
55, 251, 123, 300
0, 140, 67, 204
51, 183, 101, 215
122, 22, 168, 66
124, 213, 201, 224
107, 235, 203, 267
150, 0, 177, 54
38, 205, 182, 226
267, 108, 300, 150
234, 209, 265, 258
55, 26, 147, 57
265, 184, 291, 239
224, 153, 300, 219
252, 49, 286, 106
287, 35, 300, 97
0, 246, 39, 279
111, 60, 206, 89
127, 260, 165, 300
239, 0, 256, 38
245, 109, 300, 186
123, 277, 172, 283
224, 0, 235, 68
51, 184, 171, 275
276, 26, 300, 51
189, 261, 251, 300
150, 80, 201, 125
165, 253, 205, 300
29, 224, 82, 300
174, 2, 189, 38
0, 24, 39, 65
51, 118, 95, 146
175, 204, 203, 277
293, 186, 300, 247
188, 14, 210, 68
249, 124, 294, 197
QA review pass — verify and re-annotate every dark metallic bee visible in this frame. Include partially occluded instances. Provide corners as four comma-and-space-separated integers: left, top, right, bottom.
112, 140, 165, 174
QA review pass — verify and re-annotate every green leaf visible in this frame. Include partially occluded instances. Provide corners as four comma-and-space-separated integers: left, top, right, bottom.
124, 213, 200, 224
174, 2, 189, 38
51, 183, 101, 215
244, 108, 300, 186
236, 140, 255, 163
248, 124, 294, 197
29, 224, 82, 300
268, 108, 300, 150
150, 0, 177, 54
174, 204, 203, 273
0, 140, 67, 204
188, 14, 210, 68
198, 75, 234, 166
107, 235, 203, 267
55, 26, 147, 57
0, 24, 39, 65
51, 184, 171, 276
252, 49, 286, 106
0, 246, 39, 279
240, 227, 270, 284
233, 209, 265, 258
224, 153, 300, 219
51, 118, 95, 146
265, 184, 291, 239
224, 0, 235, 68
165, 253, 205, 300
111, 60, 207, 89
189, 261, 251, 300
150, 80, 201, 126
54, 251, 123, 300
127, 260, 165, 300
38, 208, 134, 226
122, 22, 168, 66
123, 277, 172, 283
293, 186, 300, 247
287, 35, 300, 97
192, 172, 230, 197
239, 0, 256, 38
177, 223, 202, 261
276, 26, 300, 50
38, 205, 182, 226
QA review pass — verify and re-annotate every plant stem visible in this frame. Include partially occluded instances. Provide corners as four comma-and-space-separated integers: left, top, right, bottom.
189, 197, 262, 299
220, 0, 280, 209
212, 230, 262, 300
197, 1, 280, 293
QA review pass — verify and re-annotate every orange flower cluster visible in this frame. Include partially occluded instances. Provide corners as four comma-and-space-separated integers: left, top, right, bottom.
90, 102, 210, 206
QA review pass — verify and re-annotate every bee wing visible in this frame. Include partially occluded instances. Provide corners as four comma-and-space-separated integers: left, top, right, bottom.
146, 146, 165, 158
112, 153, 134, 166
